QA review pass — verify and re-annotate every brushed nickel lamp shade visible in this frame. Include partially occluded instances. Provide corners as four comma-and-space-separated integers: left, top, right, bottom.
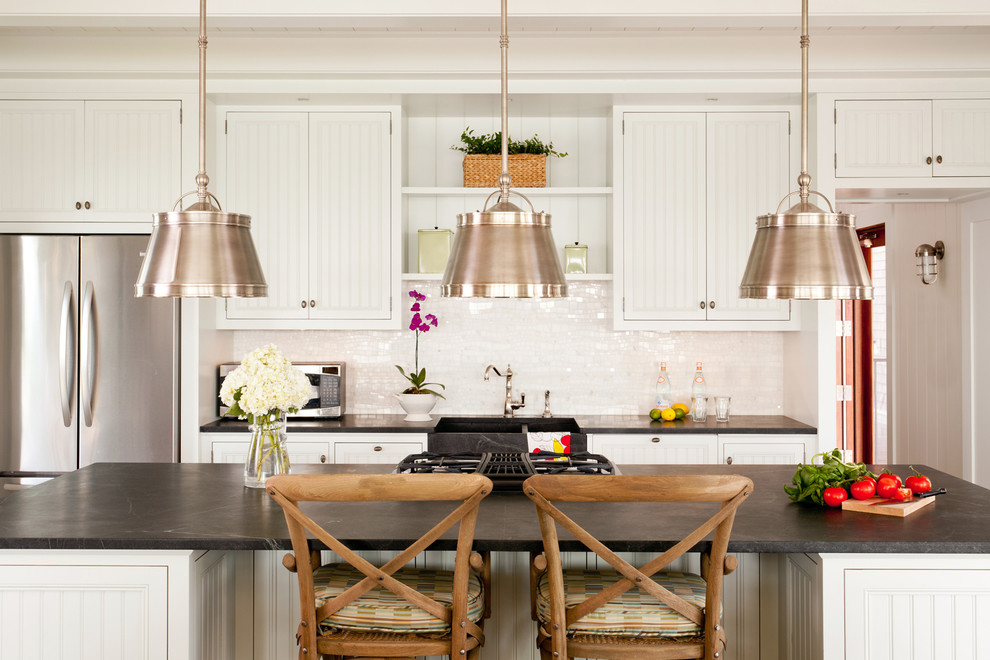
739, 0, 872, 301
135, 0, 267, 298
441, 0, 567, 299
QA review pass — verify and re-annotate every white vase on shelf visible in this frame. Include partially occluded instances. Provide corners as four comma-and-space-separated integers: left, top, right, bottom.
395, 393, 439, 421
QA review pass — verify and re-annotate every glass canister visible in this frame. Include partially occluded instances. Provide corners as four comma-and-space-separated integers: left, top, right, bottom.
564, 242, 588, 274
418, 228, 453, 273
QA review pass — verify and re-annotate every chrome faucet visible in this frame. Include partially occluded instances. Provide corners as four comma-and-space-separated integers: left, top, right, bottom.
484, 364, 525, 417
543, 390, 553, 418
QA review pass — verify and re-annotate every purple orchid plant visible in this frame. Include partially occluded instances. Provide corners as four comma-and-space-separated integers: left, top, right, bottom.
395, 290, 446, 398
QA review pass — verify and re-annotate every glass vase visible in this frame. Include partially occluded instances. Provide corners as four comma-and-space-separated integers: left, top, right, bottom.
245, 413, 290, 488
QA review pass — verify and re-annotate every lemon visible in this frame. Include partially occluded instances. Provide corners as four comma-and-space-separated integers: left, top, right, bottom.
660, 408, 677, 421
672, 403, 690, 415
649, 408, 662, 420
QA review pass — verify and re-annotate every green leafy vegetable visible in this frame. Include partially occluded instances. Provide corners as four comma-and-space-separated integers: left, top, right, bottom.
784, 449, 878, 506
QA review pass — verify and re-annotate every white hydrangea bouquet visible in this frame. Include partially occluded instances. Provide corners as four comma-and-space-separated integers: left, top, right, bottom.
220, 344, 311, 486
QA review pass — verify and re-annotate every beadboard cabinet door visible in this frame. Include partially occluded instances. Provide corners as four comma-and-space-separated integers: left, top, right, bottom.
705, 113, 790, 321
0, 100, 181, 224
621, 113, 707, 321
834, 100, 932, 178
933, 99, 990, 176
221, 110, 397, 328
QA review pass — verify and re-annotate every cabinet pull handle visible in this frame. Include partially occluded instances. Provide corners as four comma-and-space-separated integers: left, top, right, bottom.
301, 300, 307, 308
700, 301, 706, 309
926, 156, 933, 165
726, 456, 733, 465
373, 446, 383, 452
310, 300, 316, 308
709, 300, 716, 310
320, 454, 327, 463
651, 437, 660, 443
936, 155, 943, 164
75, 202, 82, 210
84, 201, 91, 210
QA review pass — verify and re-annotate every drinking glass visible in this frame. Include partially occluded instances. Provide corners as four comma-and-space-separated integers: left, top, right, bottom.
691, 396, 708, 422
715, 396, 731, 422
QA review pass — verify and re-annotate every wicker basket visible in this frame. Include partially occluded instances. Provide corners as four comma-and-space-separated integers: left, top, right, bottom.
462, 154, 547, 188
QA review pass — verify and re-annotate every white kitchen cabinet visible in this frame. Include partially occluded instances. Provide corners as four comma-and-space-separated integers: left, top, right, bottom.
220, 109, 399, 329
718, 434, 815, 465
208, 434, 330, 465
835, 99, 990, 178
332, 433, 425, 464
0, 100, 181, 224
617, 111, 791, 326
590, 433, 717, 464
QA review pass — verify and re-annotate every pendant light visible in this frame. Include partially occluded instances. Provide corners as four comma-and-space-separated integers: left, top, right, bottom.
738, 0, 872, 300
135, 0, 267, 298
441, 0, 567, 298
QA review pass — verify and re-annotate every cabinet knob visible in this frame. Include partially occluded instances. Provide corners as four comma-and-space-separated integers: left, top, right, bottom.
75, 202, 82, 210
926, 156, 933, 165
651, 437, 660, 443
310, 300, 316, 308
709, 300, 716, 310
936, 155, 943, 164
726, 456, 733, 465
700, 301, 706, 310
320, 454, 327, 464
84, 201, 91, 210
373, 445, 383, 452
301, 300, 307, 308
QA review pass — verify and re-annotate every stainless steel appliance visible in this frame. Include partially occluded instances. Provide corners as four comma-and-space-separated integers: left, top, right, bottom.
395, 451, 618, 491
218, 362, 345, 418
0, 235, 179, 486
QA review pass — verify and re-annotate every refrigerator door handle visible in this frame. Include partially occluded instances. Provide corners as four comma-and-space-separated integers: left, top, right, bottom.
58, 282, 77, 427
81, 281, 97, 428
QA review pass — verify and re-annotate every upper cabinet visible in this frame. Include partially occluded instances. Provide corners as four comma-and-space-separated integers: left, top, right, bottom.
0, 100, 181, 225
616, 110, 792, 328
835, 99, 990, 178
219, 109, 400, 329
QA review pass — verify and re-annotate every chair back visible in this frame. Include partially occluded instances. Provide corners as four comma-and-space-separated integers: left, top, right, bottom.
524, 473, 753, 659
267, 473, 493, 657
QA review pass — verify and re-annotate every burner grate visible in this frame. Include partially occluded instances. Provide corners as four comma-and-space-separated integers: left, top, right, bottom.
396, 451, 617, 491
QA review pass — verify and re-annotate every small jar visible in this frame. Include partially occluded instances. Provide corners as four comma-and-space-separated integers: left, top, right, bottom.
564, 242, 588, 274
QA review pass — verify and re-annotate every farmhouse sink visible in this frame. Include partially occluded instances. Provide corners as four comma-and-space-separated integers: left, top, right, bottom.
428, 416, 587, 454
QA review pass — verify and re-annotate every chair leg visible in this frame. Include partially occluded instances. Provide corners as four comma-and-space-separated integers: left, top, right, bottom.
467, 645, 482, 660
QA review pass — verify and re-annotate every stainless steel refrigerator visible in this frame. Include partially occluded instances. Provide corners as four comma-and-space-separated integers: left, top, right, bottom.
0, 235, 178, 490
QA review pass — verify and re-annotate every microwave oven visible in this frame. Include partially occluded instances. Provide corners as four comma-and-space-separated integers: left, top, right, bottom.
217, 362, 345, 418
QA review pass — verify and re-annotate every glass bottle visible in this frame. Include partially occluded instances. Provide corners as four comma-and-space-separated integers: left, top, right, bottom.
655, 362, 672, 410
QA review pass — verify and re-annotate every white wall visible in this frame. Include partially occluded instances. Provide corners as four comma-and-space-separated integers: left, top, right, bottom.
221, 280, 786, 418
962, 195, 990, 486
845, 202, 964, 477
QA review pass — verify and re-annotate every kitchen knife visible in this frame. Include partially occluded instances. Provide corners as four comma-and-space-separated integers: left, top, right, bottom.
918, 488, 947, 498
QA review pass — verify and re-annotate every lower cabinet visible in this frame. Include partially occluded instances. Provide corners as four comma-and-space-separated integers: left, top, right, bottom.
718, 434, 816, 466
589, 433, 718, 464
210, 436, 331, 465
331, 433, 425, 464
202, 432, 425, 466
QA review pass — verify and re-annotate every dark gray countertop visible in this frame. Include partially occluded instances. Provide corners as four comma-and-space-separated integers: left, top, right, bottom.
200, 414, 816, 435
0, 462, 983, 554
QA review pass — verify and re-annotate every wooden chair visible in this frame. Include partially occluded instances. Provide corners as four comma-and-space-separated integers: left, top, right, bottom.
266, 473, 493, 660
524, 474, 753, 660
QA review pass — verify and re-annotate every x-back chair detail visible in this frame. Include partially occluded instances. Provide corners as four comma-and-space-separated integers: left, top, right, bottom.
267, 473, 493, 660
524, 474, 753, 660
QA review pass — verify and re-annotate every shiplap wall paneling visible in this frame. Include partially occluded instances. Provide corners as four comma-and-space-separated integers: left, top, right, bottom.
0, 100, 84, 218
86, 100, 181, 217
933, 99, 990, 177
835, 100, 932, 178
309, 112, 392, 320
622, 113, 707, 320
224, 112, 309, 320
706, 112, 790, 321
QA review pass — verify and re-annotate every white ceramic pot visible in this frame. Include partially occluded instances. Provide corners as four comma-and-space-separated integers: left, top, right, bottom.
395, 393, 439, 421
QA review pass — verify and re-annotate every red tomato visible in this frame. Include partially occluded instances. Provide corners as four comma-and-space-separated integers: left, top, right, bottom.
891, 487, 913, 502
850, 477, 877, 500
823, 486, 849, 507
905, 471, 932, 495
876, 473, 902, 498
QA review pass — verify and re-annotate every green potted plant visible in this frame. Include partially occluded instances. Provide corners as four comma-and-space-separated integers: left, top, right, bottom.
451, 127, 567, 188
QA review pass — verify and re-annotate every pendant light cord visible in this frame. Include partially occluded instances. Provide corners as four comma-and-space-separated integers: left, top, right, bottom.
196, 0, 210, 205
798, 0, 812, 204
498, 0, 511, 201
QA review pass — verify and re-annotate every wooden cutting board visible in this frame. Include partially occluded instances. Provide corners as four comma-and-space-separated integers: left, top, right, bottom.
841, 495, 936, 517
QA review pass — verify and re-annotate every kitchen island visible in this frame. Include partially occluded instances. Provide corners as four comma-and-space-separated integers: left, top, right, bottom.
1, 462, 987, 659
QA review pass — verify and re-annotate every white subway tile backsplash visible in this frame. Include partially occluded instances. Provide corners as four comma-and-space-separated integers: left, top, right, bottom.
232, 281, 784, 416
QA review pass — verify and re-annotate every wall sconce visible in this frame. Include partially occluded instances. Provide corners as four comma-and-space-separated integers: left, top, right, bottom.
915, 241, 944, 285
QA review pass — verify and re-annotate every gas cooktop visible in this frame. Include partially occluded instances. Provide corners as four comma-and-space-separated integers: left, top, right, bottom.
395, 451, 618, 491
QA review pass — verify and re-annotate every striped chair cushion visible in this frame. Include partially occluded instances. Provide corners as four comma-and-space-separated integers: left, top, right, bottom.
535, 569, 711, 638
313, 564, 485, 635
